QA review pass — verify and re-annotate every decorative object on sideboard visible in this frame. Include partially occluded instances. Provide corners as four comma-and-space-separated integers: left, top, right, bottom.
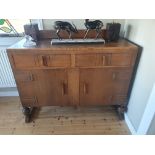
23, 35, 36, 47
54, 21, 78, 40
106, 22, 121, 42
51, 38, 105, 45
83, 19, 104, 39
24, 23, 39, 42
52, 20, 105, 45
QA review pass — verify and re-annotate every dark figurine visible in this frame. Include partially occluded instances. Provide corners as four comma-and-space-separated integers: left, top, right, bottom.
54, 21, 78, 40
84, 19, 103, 39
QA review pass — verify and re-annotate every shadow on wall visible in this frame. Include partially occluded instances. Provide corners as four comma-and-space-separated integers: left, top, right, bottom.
125, 24, 132, 38
123, 24, 143, 107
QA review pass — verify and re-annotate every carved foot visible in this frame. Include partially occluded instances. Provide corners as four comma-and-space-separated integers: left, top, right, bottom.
74, 105, 78, 109
22, 107, 33, 123
116, 105, 127, 120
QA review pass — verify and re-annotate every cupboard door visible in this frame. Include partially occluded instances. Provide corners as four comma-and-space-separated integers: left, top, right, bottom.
34, 69, 70, 106
79, 68, 132, 106
15, 71, 38, 107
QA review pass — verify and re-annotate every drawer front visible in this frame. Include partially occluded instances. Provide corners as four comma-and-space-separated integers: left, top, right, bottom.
11, 53, 37, 69
75, 54, 110, 67
39, 54, 71, 68
15, 71, 35, 82
111, 53, 132, 66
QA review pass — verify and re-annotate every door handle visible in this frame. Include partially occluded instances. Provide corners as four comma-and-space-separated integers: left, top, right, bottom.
29, 73, 34, 81
102, 56, 106, 65
62, 82, 68, 95
112, 72, 116, 80
83, 82, 88, 94
42, 55, 49, 66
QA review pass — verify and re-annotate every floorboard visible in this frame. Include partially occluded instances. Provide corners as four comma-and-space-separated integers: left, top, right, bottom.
0, 97, 130, 135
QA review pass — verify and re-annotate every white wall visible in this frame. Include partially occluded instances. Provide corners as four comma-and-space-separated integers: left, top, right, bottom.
124, 19, 155, 131
42, 19, 125, 36
147, 114, 155, 134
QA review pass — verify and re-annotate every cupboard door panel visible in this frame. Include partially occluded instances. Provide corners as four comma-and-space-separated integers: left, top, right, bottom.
34, 69, 70, 106
79, 68, 132, 105
15, 71, 35, 82
16, 71, 38, 107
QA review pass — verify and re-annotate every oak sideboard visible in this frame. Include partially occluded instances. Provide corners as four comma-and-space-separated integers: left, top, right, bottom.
7, 36, 138, 122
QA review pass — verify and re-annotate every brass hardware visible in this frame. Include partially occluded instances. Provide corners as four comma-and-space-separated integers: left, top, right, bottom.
62, 82, 67, 95
112, 73, 116, 80
102, 56, 105, 65
29, 74, 34, 81
84, 83, 88, 94
42, 56, 48, 66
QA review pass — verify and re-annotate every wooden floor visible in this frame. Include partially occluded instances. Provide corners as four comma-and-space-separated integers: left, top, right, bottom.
0, 97, 130, 135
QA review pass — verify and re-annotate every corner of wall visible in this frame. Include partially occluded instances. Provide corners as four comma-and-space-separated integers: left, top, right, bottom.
125, 113, 137, 135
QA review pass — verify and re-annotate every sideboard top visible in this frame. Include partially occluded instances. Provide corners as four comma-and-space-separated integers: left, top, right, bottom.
8, 38, 138, 51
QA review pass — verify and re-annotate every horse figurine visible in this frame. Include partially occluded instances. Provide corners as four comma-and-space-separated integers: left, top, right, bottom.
54, 21, 78, 40
84, 19, 103, 39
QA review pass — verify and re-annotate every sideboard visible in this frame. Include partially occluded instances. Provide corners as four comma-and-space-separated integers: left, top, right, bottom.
7, 30, 138, 122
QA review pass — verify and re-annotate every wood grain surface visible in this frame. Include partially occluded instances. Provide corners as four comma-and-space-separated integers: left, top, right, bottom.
0, 97, 130, 135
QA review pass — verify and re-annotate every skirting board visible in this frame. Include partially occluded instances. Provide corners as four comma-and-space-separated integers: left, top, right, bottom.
124, 113, 137, 135
0, 90, 19, 97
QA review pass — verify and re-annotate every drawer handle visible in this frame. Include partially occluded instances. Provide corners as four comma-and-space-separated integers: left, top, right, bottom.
102, 56, 105, 65
62, 82, 68, 95
112, 73, 116, 80
83, 83, 88, 94
29, 74, 34, 81
42, 56, 48, 66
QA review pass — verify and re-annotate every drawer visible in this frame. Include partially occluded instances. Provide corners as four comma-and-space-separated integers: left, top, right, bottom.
11, 53, 37, 69
111, 53, 132, 66
39, 54, 71, 67
75, 54, 110, 67
15, 71, 35, 82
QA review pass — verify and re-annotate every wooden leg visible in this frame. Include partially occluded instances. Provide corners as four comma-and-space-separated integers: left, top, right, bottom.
116, 105, 127, 120
74, 105, 78, 109
22, 107, 33, 123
